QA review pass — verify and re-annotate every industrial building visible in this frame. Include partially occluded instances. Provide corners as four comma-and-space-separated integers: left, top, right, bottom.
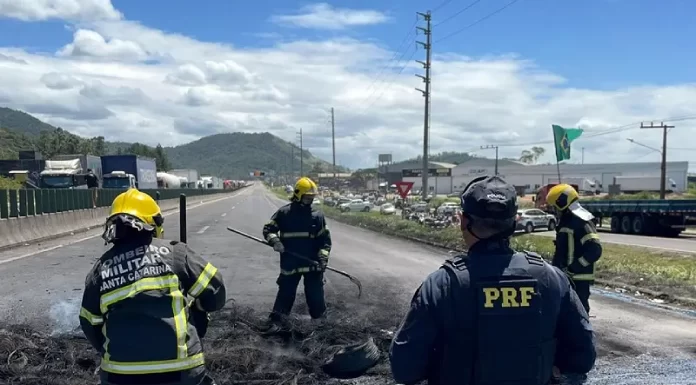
380, 161, 457, 195
385, 158, 689, 195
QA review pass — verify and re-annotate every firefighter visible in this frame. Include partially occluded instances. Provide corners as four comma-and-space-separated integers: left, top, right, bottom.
389, 175, 596, 385
546, 183, 603, 315
263, 176, 332, 324
79, 188, 227, 385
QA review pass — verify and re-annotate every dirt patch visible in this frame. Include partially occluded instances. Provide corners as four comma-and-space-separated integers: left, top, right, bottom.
0, 299, 403, 385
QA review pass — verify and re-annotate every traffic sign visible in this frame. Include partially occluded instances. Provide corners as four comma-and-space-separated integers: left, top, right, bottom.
395, 181, 414, 199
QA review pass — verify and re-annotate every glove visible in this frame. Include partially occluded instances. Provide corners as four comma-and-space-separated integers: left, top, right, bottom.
272, 241, 285, 253
189, 300, 210, 338
318, 252, 329, 271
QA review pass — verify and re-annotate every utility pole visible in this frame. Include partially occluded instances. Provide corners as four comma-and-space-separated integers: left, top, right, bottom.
290, 147, 295, 182
415, 10, 432, 200
480, 145, 499, 175
640, 122, 674, 200
296, 129, 304, 177
331, 107, 337, 188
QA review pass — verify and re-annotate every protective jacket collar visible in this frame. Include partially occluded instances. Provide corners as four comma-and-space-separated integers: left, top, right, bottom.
467, 238, 514, 257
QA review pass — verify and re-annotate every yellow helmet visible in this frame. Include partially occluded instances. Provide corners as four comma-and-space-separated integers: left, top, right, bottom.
293, 177, 318, 201
546, 183, 579, 211
105, 188, 164, 241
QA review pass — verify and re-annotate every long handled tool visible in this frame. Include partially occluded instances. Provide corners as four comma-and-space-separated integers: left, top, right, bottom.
227, 226, 363, 298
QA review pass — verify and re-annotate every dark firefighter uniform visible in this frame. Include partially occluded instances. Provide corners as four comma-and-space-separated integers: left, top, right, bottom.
389, 175, 596, 385
79, 188, 227, 385
546, 184, 602, 314
263, 177, 332, 321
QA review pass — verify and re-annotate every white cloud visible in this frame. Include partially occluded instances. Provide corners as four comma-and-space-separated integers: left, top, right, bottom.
0, 0, 695, 170
0, 0, 121, 21
58, 29, 148, 61
270, 3, 389, 30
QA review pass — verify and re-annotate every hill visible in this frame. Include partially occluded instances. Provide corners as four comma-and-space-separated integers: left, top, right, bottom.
0, 107, 344, 179
166, 132, 341, 179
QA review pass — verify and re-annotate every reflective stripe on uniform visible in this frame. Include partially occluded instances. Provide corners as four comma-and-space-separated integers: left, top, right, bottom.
189, 263, 218, 297
280, 266, 318, 275
79, 307, 103, 325
559, 227, 574, 267
171, 289, 188, 359
100, 275, 180, 313
266, 233, 279, 242
279, 231, 313, 238
100, 274, 191, 363
580, 232, 600, 244
570, 273, 594, 281
578, 257, 591, 267
319, 249, 329, 257
101, 352, 205, 374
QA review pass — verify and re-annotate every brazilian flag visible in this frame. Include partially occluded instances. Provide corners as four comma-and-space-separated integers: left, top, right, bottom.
552, 124, 584, 162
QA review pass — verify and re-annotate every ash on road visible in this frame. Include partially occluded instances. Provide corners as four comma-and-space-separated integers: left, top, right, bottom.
0, 184, 694, 385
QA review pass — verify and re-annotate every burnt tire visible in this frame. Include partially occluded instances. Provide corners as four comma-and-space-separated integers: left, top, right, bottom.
321, 337, 381, 379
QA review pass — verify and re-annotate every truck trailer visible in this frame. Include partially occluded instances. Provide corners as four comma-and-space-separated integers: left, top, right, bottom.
613, 175, 678, 194
101, 155, 158, 190
39, 154, 101, 189
168, 169, 199, 188
157, 172, 184, 188
580, 198, 696, 237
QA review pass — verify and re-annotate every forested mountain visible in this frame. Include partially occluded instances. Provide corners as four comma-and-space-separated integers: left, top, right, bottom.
0, 107, 343, 179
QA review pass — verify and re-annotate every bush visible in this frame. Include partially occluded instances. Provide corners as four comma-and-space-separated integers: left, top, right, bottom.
0, 176, 22, 190
321, 205, 696, 302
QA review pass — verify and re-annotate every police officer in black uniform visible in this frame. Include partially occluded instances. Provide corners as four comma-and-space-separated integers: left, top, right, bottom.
389, 175, 596, 385
263, 177, 332, 324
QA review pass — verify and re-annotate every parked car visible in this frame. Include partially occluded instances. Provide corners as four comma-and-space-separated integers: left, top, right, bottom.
380, 203, 396, 215
339, 199, 372, 212
411, 202, 429, 213
437, 202, 459, 215
516, 209, 557, 233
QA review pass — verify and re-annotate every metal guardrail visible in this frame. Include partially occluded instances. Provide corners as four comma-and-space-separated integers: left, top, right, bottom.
0, 187, 243, 219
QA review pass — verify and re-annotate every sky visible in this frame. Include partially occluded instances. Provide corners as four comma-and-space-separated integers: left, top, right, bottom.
0, 0, 694, 170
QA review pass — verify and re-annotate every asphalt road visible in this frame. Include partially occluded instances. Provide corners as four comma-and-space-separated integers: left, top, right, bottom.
0, 183, 694, 383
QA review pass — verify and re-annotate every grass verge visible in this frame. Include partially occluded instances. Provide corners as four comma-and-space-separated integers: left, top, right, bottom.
318, 203, 696, 305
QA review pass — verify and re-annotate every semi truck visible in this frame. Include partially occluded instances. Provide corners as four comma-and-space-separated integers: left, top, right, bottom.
168, 169, 199, 188
613, 175, 678, 194
101, 155, 158, 190
39, 154, 101, 189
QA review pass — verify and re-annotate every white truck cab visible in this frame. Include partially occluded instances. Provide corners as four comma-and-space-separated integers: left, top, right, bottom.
103, 170, 137, 189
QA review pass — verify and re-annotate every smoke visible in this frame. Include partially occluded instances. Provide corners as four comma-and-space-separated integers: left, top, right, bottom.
49, 298, 81, 336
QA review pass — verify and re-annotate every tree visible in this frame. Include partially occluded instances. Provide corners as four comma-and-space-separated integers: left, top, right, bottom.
519, 146, 546, 164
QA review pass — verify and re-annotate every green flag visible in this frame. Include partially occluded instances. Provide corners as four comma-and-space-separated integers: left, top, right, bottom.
552, 124, 583, 162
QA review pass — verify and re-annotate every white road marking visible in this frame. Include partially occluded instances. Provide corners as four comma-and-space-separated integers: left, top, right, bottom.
0, 190, 250, 264
221, 212, 227, 217
197, 226, 210, 234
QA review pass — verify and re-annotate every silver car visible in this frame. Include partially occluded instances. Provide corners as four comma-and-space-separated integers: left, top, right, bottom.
516, 209, 556, 233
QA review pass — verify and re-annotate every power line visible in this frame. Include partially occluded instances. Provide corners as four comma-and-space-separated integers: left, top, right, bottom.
356, 20, 419, 107
492, 116, 696, 148
435, 0, 522, 43
434, 0, 482, 27
432, 0, 456, 13
356, 47, 419, 114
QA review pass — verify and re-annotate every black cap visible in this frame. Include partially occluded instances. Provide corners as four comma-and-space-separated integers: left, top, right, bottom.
460, 175, 518, 220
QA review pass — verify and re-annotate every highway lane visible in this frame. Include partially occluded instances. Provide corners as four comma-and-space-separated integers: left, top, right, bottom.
532, 228, 696, 254
0, 184, 694, 383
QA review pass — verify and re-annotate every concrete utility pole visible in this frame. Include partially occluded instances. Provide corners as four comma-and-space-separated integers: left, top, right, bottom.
290, 147, 295, 182
480, 145, 499, 175
331, 107, 337, 188
297, 129, 304, 177
416, 10, 432, 200
640, 121, 674, 200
